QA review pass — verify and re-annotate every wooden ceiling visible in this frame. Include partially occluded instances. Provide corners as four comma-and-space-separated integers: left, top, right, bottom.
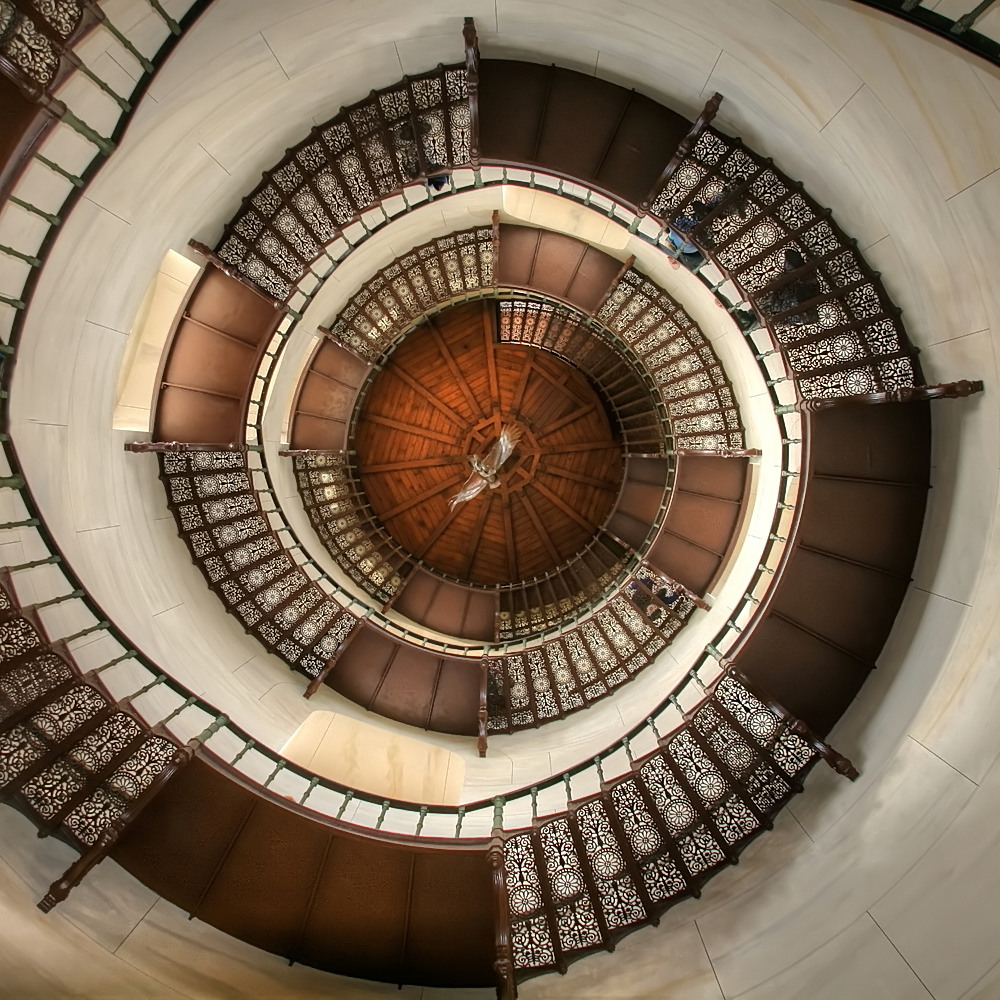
354, 301, 623, 585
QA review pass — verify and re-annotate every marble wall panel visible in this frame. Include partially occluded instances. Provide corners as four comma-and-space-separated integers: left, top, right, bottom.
697, 737, 975, 996
871, 752, 1000, 1000
736, 911, 933, 1000
773, 0, 1000, 197
821, 85, 988, 348
910, 330, 998, 605
116, 896, 418, 999
519, 916, 723, 1000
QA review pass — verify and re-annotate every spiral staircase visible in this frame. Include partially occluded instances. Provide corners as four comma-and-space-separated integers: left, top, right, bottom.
0, 2, 997, 998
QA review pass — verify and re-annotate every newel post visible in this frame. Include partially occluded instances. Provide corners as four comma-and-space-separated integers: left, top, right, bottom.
463, 17, 481, 172
478, 654, 490, 758
488, 797, 517, 1000
729, 666, 859, 780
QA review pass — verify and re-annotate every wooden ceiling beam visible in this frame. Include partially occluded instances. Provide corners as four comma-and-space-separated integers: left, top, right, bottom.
414, 502, 465, 558
482, 303, 501, 414
501, 492, 519, 580
529, 358, 594, 406
380, 472, 467, 520
426, 315, 486, 421
537, 403, 598, 438
508, 354, 534, 418
530, 480, 596, 531
539, 464, 620, 490
362, 413, 457, 446
359, 456, 465, 475
386, 365, 467, 427
546, 440, 620, 455
519, 491, 563, 566
459, 492, 494, 579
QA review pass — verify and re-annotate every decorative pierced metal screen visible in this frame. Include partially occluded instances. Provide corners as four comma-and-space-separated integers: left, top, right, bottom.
0, 1, 75, 91
649, 127, 921, 397
502, 670, 821, 975
325, 227, 495, 361
292, 452, 404, 603
596, 269, 746, 450
215, 65, 473, 300
159, 450, 358, 679
486, 589, 692, 733
0, 580, 180, 850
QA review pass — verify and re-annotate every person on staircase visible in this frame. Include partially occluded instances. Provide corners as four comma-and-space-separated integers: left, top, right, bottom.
756, 248, 822, 325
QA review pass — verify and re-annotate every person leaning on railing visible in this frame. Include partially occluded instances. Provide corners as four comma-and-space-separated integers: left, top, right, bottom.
756, 248, 821, 325
666, 182, 752, 268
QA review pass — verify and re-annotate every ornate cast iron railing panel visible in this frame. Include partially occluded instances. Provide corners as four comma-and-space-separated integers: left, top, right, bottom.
502, 668, 836, 979
0, 1, 65, 95
486, 581, 696, 733
593, 268, 746, 450
326, 227, 495, 362
649, 127, 923, 398
292, 451, 408, 605
159, 446, 703, 734
0, 577, 181, 853
158, 449, 359, 679
214, 63, 473, 300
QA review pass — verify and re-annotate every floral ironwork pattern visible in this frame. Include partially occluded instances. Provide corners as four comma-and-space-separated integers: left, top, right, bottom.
323, 228, 494, 362
487, 588, 689, 734
596, 269, 746, 450
160, 451, 360, 681
293, 453, 404, 604
502, 670, 825, 977
216, 66, 474, 299
0, 1, 62, 91
648, 127, 921, 397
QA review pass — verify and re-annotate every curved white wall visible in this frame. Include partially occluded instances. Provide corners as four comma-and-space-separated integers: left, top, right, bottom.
2, 0, 999, 996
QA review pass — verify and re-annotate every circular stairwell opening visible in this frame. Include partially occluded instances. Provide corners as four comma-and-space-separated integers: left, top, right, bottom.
353, 299, 624, 585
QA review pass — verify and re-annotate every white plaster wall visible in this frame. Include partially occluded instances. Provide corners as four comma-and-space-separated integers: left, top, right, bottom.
1, 0, 999, 996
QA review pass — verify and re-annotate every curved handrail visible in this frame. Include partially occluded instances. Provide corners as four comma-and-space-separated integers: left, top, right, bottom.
0, 16, 801, 824
0, 19, 915, 836
846, 0, 1000, 66
0, 12, 952, 995
0, 483, 837, 830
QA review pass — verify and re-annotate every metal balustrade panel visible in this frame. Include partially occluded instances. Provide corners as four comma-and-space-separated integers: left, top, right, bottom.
0, 583, 183, 853
159, 450, 358, 681
650, 128, 922, 396
215, 66, 472, 301
502, 670, 826, 981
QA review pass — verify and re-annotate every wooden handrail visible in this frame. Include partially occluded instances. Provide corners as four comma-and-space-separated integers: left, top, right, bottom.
780, 380, 985, 412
